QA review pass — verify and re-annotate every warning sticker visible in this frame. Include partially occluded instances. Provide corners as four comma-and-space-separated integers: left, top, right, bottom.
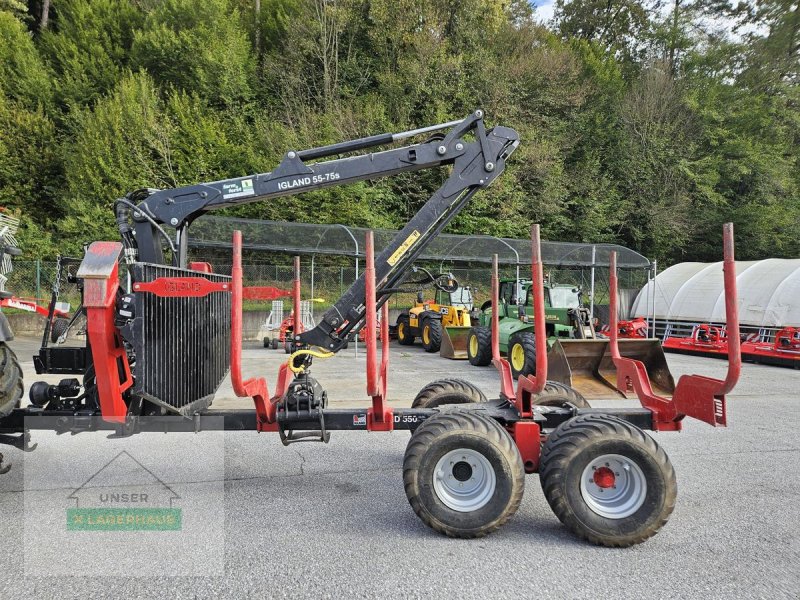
387, 230, 421, 266
353, 414, 367, 426
222, 178, 255, 199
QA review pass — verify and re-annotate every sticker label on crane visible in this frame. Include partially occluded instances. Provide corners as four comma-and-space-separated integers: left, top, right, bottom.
222, 178, 254, 199
387, 230, 421, 266
277, 172, 341, 190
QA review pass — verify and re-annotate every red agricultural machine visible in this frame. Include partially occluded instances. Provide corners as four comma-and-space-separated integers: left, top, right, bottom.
601, 316, 649, 339
0, 112, 740, 546
665, 323, 799, 368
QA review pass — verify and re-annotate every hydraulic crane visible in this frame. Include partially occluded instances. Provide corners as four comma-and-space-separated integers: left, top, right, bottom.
123, 109, 518, 354
28, 110, 519, 424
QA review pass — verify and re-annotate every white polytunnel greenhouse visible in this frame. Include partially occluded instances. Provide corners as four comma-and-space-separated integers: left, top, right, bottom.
631, 258, 800, 342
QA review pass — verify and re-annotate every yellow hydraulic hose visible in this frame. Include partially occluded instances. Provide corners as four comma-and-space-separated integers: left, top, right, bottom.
287, 348, 335, 374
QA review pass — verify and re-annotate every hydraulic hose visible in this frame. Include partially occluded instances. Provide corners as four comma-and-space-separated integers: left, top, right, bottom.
287, 348, 335, 374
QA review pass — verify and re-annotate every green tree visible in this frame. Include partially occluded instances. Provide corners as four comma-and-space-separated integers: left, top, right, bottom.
39, 0, 144, 109
131, 0, 255, 108
613, 63, 695, 258
738, 0, 799, 90
0, 95, 61, 217
554, 0, 652, 66
0, 10, 51, 109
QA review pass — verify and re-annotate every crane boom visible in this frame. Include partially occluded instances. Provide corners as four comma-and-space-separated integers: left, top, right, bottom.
120, 110, 519, 353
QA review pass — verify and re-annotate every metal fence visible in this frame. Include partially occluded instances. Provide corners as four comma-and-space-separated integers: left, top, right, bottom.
4, 260, 60, 305
5, 259, 647, 323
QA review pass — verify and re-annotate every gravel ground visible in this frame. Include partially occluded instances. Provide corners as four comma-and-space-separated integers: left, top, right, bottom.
1, 336, 798, 598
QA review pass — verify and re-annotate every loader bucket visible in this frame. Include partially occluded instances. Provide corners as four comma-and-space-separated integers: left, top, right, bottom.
547, 339, 675, 400
440, 326, 471, 359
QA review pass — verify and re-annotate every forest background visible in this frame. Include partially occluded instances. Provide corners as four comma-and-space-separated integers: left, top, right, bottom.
0, 0, 797, 264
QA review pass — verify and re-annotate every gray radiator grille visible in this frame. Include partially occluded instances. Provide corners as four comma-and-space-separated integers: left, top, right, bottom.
132, 263, 231, 415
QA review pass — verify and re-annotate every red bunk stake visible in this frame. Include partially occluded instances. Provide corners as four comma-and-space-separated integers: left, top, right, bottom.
230, 231, 274, 429
270, 255, 304, 403
530, 224, 548, 390
608, 223, 739, 431
293, 255, 302, 334
365, 231, 392, 431
491, 254, 516, 401
718, 222, 741, 395
514, 224, 548, 418
491, 225, 549, 417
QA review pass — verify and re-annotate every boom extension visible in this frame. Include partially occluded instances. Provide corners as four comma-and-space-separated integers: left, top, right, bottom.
122, 110, 519, 353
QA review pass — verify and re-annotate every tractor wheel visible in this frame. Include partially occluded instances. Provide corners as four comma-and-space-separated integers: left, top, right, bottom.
535, 382, 590, 409
508, 331, 536, 379
421, 318, 442, 353
271, 338, 279, 350
412, 378, 487, 409
0, 343, 23, 417
466, 326, 492, 366
50, 317, 70, 343
542, 380, 575, 394
403, 410, 525, 538
263, 336, 270, 348
284, 341, 292, 354
539, 414, 677, 547
396, 314, 415, 346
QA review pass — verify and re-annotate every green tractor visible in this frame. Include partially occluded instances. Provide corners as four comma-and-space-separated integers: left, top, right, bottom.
466, 278, 596, 379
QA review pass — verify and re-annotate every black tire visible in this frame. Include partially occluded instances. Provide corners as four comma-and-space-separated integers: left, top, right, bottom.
263, 336, 270, 348
0, 342, 23, 417
284, 341, 292, 354
396, 314, 415, 346
467, 326, 492, 366
535, 382, 590, 409
508, 331, 536, 379
541, 380, 574, 394
539, 414, 677, 547
412, 378, 487, 409
271, 338, 279, 350
420, 318, 442, 353
403, 411, 525, 538
50, 317, 70, 343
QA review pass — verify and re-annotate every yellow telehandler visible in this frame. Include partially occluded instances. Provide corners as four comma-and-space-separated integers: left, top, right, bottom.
395, 283, 476, 354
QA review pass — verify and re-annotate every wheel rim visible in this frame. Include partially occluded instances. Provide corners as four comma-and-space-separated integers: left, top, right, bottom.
580, 453, 647, 519
433, 448, 496, 512
423, 325, 430, 345
398, 323, 405, 339
510, 343, 525, 371
469, 335, 478, 356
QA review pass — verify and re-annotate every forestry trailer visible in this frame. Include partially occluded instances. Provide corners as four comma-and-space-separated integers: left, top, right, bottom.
0, 112, 740, 546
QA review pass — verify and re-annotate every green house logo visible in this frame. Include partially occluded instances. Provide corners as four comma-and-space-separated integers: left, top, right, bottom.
66, 451, 182, 532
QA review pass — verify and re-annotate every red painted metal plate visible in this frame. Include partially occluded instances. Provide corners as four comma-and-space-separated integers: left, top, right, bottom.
241, 286, 291, 301
133, 277, 230, 298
